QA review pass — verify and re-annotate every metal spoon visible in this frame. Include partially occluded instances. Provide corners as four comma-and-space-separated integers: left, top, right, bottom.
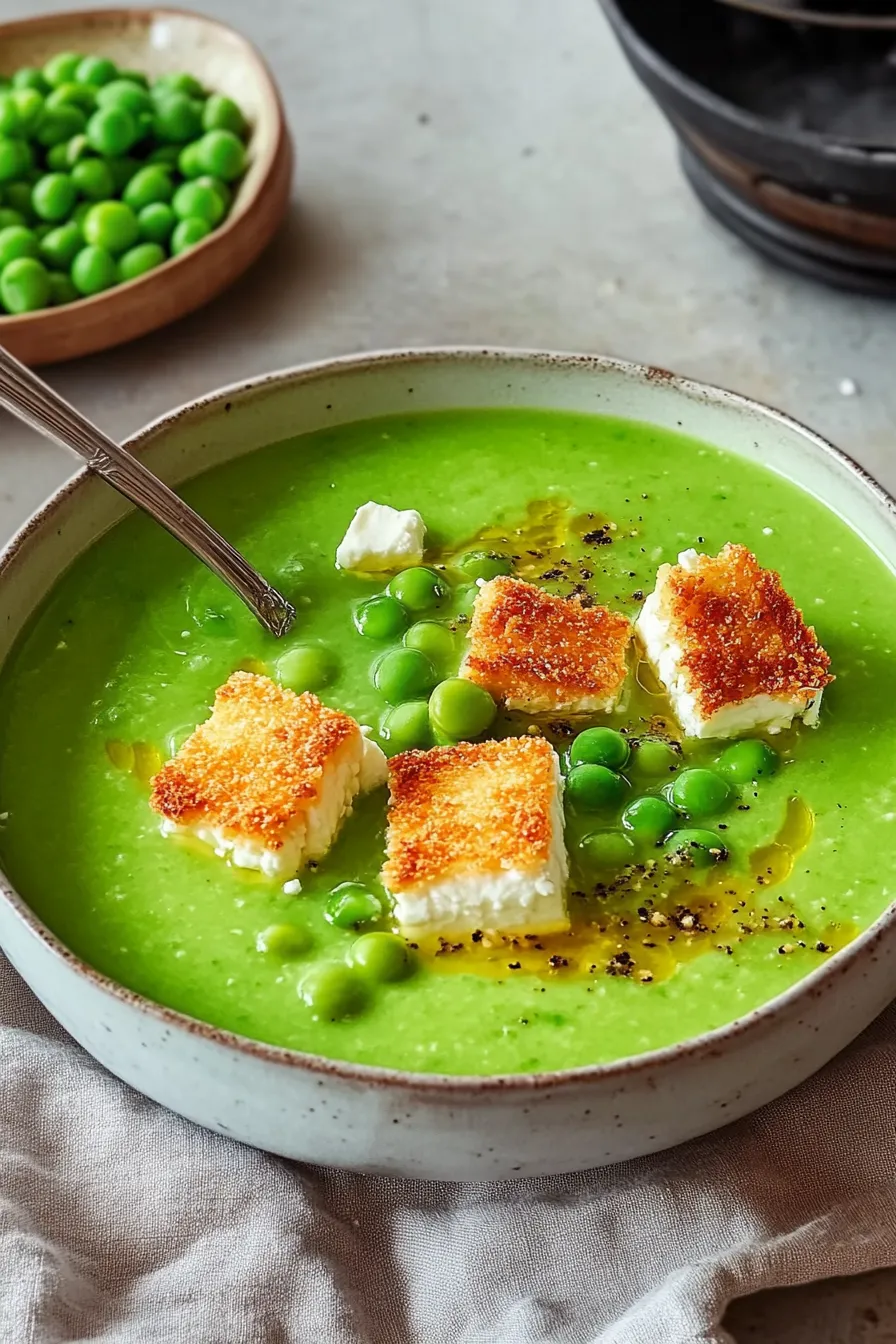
0, 344, 295, 637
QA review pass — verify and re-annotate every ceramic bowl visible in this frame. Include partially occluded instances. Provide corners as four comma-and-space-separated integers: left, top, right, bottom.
0, 7, 292, 366
1, 348, 894, 1180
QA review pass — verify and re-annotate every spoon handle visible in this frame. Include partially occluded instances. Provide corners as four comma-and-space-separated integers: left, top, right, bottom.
0, 345, 294, 638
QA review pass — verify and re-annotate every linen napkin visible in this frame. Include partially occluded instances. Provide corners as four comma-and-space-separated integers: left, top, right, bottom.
2, 950, 895, 1344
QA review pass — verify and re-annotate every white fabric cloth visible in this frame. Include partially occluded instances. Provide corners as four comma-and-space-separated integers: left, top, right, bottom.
2, 952, 895, 1344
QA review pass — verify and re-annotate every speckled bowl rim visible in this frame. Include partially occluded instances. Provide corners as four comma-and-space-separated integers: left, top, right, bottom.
1, 345, 894, 1094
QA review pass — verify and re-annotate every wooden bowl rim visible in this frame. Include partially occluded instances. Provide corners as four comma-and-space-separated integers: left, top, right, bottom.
0, 5, 287, 334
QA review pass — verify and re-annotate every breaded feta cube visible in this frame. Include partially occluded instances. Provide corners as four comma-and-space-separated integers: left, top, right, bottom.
150, 671, 387, 878
335, 501, 426, 572
636, 544, 833, 739
381, 736, 569, 937
460, 575, 632, 715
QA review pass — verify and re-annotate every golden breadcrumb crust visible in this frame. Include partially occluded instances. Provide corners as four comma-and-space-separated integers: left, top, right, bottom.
462, 576, 631, 708
660, 544, 833, 714
149, 671, 358, 848
382, 736, 559, 891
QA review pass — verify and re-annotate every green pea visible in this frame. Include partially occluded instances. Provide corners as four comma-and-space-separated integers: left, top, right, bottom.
351, 932, 413, 982
274, 644, 334, 692
379, 700, 431, 755
663, 828, 728, 869
70, 244, 117, 295
9, 89, 43, 135
177, 140, 204, 179
71, 157, 115, 201
153, 92, 203, 143
202, 93, 248, 137
74, 56, 118, 88
0, 225, 39, 266
40, 220, 83, 268
171, 179, 224, 226
325, 883, 383, 929
453, 583, 478, 617
43, 53, 83, 88
37, 104, 86, 149
0, 257, 50, 313
717, 739, 779, 785
0, 94, 19, 135
621, 795, 678, 845
566, 763, 627, 812
373, 647, 437, 704
153, 71, 206, 99
455, 550, 512, 581
123, 164, 174, 211
195, 128, 246, 181
0, 208, 24, 230
11, 68, 49, 95
403, 620, 456, 667
670, 768, 731, 820
137, 201, 176, 243
428, 677, 496, 741
0, 138, 33, 184
45, 82, 96, 114
170, 215, 210, 253
194, 174, 231, 211
86, 106, 137, 156
255, 922, 311, 958
145, 143, 181, 166
107, 156, 140, 192
299, 963, 368, 1021
578, 829, 637, 871
387, 566, 445, 612
117, 69, 149, 89
46, 269, 78, 305
117, 241, 165, 281
632, 737, 681, 777
63, 133, 93, 166
354, 594, 408, 640
71, 200, 91, 226
569, 726, 630, 771
82, 200, 139, 254
96, 78, 152, 116
31, 173, 76, 223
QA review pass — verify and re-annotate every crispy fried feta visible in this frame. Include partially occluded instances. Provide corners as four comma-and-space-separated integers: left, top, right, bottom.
335, 501, 426, 572
460, 575, 632, 715
381, 736, 568, 937
636, 544, 833, 739
150, 671, 387, 878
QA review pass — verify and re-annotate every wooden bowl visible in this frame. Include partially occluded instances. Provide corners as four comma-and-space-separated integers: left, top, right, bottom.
0, 7, 293, 366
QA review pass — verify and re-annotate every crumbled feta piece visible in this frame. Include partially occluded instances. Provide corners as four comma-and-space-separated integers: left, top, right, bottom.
335, 501, 425, 572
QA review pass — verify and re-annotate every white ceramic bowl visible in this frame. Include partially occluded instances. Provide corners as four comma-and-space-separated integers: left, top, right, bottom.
1, 349, 894, 1180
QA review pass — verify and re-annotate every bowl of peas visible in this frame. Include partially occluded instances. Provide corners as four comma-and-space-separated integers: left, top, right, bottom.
0, 7, 292, 364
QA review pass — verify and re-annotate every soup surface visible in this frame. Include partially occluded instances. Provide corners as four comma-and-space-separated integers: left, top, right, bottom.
1, 408, 895, 1075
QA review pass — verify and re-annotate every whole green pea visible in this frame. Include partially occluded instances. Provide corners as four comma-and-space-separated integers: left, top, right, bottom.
350, 932, 414, 982
45, 82, 96, 113
455, 550, 513, 582
663, 828, 728, 869
670, 768, 732, 820
74, 56, 118, 88
0, 257, 50, 313
354, 594, 408, 640
373, 647, 437, 704
171, 179, 224, 226
631, 737, 681, 777
565, 763, 628, 812
70, 244, 117, 295
153, 71, 206, 99
136, 201, 176, 244
42, 52, 83, 88
117, 241, 166, 282
85, 106, 137, 156
46, 270, 78, 305
0, 94, 19, 135
195, 128, 246, 181
123, 164, 174, 211
325, 883, 383, 929
379, 700, 431, 755
11, 89, 45, 134
202, 92, 248, 137
578, 829, 637, 871
11, 68, 49, 95
194, 174, 232, 210
177, 141, 204, 179
63, 133, 93, 166
569, 726, 630, 771
299, 963, 369, 1021
255, 923, 311, 958
152, 92, 203, 143
621, 794, 678, 845
387, 566, 445, 612
428, 677, 496, 741
82, 200, 139, 254
96, 78, 152, 116
32, 173, 77, 223
71, 157, 115, 201
37, 103, 86, 147
403, 620, 456, 667
170, 215, 211, 253
39, 220, 83, 269
717, 739, 779, 785
0, 225, 39, 267
274, 644, 334, 692
0, 138, 33, 184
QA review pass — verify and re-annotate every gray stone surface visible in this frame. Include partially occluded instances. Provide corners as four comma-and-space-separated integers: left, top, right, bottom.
0, 0, 894, 1337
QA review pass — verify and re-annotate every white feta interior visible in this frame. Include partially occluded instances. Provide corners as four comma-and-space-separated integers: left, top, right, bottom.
335, 501, 426, 572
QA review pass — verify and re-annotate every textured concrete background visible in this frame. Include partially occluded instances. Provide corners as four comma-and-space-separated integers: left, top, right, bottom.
1, 0, 894, 1337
